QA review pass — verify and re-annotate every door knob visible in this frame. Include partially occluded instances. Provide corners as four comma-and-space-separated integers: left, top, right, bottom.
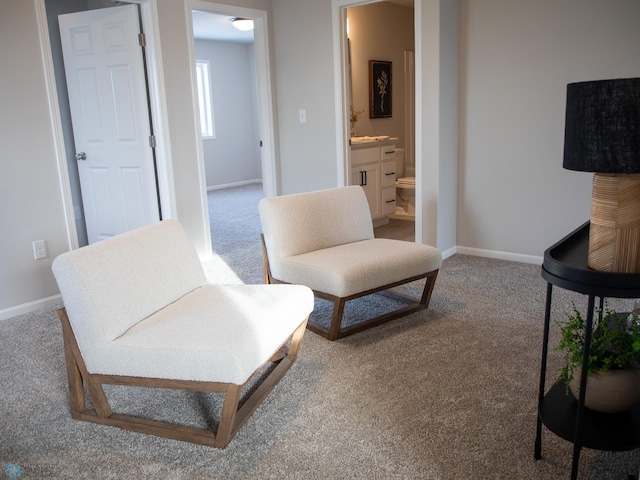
75, 152, 87, 161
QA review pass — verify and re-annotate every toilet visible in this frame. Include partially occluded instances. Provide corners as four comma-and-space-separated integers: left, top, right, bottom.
395, 148, 415, 217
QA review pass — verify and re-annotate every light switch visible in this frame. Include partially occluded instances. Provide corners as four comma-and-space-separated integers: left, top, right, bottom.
298, 109, 307, 123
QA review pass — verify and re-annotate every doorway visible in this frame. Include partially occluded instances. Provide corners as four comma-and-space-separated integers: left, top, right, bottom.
58, 5, 160, 244
341, 0, 417, 240
188, 2, 277, 266
188, 1, 277, 199
191, 10, 261, 194
41, 0, 172, 249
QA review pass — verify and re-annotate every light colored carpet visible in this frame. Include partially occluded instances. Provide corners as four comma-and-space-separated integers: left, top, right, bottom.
1, 184, 638, 479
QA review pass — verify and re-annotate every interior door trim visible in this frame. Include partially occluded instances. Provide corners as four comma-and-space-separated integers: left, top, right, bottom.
35, 0, 174, 251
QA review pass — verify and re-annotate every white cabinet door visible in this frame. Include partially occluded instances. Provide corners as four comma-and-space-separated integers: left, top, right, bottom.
351, 163, 381, 219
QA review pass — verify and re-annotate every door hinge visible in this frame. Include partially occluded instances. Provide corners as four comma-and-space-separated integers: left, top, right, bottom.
149, 135, 156, 148
138, 33, 146, 47
259, 140, 263, 147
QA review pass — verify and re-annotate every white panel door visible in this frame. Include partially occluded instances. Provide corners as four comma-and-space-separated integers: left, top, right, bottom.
59, 5, 159, 244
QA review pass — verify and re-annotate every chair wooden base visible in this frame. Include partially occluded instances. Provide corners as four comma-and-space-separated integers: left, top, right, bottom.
261, 237, 438, 341
57, 308, 308, 448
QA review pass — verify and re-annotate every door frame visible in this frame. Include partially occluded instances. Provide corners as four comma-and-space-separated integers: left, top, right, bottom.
36, 0, 174, 251
186, 0, 278, 199
331, 0, 422, 243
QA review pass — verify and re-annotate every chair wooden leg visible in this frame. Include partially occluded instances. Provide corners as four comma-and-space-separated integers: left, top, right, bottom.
213, 319, 308, 448
215, 384, 242, 448
327, 298, 347, 341
261, 234, 274, 285
287, 316, 307, 358
420, 270, 439, 307
58, 309, 112, 417
59, 312, 85, 416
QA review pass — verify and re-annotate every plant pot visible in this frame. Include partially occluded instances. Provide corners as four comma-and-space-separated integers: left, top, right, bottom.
569, 368, 640, 413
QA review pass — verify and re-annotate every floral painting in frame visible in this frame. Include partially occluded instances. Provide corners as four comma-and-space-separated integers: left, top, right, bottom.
369, 60, 392, 118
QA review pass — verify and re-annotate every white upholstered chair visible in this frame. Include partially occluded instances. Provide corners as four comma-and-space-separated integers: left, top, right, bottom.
259, 186, 442, 341
52, 220, 314, 448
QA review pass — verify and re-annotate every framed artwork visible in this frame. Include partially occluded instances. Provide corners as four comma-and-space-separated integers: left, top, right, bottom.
369, 60, 392, 118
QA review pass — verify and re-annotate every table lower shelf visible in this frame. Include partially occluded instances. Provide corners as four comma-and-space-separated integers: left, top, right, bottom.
540, 382, 640, 451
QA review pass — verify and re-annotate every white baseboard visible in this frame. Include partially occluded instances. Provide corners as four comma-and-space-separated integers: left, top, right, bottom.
455, 246, 543, 265
410, 244, 541, 265
440, 246, 457, 260
207, 179, 262, 192
0, 294, 62, 322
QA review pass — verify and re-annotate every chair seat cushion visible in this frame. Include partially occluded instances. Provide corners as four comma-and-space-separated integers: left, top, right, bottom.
83, 284, 314, 385
277, 238, 442, 298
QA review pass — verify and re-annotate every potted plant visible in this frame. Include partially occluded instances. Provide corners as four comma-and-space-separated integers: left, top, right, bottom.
555, 303, 640, 413
350, 106, 364, 137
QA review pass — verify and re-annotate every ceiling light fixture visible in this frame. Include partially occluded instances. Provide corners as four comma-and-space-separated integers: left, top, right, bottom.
231, 18, 254, 31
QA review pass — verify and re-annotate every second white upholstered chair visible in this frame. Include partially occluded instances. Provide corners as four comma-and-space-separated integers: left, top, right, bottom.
259, 186, 442, 341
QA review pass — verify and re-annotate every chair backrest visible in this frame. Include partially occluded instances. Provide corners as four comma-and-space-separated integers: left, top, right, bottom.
52, 220, 206, 347
259, 186, 374, 278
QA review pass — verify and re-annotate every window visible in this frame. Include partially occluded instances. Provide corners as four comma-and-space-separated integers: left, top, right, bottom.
195, 60, 215, 139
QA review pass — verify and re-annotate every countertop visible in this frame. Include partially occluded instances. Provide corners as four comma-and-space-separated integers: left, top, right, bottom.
349, 136, 398, 149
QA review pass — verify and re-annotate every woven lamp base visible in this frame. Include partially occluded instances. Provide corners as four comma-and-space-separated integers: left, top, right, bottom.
588, 173, 640, 273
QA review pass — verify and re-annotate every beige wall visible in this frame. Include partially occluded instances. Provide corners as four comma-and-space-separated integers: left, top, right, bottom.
458, 0, 640, 257
0, 1, 70, 316
431, 0, 459, 250
155, 0, 210, 257
272, 0, 338, 194
0, 0, 275, 319
4, 0, 640, 319
269, 0, 457, 259
0, 0, 454, 318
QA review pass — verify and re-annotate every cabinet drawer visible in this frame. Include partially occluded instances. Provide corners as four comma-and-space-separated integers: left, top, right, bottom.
351, 147, 379, 166
381, 159, 396, 188
381, 186, 397, 216
380, 144, 397, 161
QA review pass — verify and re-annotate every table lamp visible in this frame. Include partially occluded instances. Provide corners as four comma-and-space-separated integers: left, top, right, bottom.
563, 78, 640, 273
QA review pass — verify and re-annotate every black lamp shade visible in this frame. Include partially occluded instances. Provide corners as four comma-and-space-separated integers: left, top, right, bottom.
563, 78, 640, 173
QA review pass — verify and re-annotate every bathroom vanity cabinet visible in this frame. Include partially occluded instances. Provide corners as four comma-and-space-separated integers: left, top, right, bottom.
350, 139, 397, 225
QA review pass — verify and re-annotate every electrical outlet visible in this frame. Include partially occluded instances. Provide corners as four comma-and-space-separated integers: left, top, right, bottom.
33, 240, 47, 260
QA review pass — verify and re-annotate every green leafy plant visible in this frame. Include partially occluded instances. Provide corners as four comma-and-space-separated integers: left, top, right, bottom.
555, 303, 640, 393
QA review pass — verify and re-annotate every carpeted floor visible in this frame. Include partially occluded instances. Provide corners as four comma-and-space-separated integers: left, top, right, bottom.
1, 184, 638, 479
